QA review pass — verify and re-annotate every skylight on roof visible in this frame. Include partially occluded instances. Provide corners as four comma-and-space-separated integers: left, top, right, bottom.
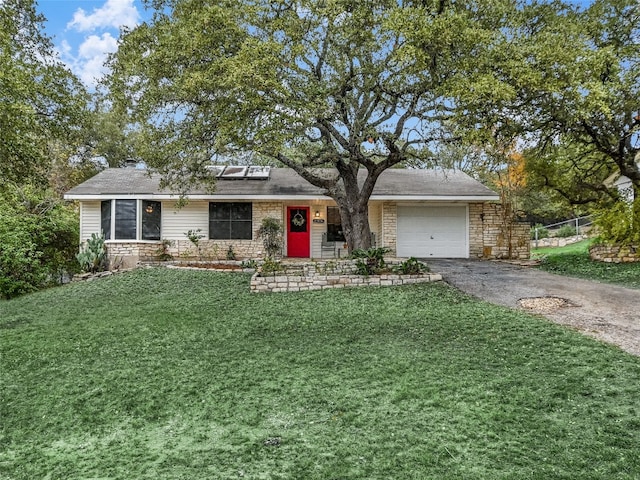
246, 166, 271, 178
220, 166, 248, 178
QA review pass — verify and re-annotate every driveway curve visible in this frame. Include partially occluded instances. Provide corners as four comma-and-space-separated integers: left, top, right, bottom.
426, 259, 640, 356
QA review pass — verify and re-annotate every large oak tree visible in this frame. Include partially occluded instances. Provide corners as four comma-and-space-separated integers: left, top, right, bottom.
107, 0, 527, 251
467, 0, 640, 230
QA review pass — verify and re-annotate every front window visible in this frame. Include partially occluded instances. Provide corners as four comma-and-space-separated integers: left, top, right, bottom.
100, 200, 162, 241
327, 206, 345, 242
142, 201, 162, 240
209, 202, 252, 240
115, 200, 137, 240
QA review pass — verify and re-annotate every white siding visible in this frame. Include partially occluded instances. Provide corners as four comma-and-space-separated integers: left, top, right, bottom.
368, 202, 382, 245
162, 201, 209, 240
80, 201, 101, 242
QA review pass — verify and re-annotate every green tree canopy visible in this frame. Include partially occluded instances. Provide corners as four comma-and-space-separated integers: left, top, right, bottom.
108, 0, 526, 251
468, 0, 639, 201
0, 0, 90, 188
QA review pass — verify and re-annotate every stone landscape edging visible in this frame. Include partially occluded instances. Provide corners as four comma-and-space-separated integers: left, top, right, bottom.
250, 258, 441, 293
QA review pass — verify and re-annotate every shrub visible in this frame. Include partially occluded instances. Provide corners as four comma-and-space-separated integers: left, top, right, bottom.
393, 257, 429, 275
226, 245, 237, 260
257, 217, 283, 258
76, 233, 108, 273
260, 257, 284, 275
184, 229, 205, 258
530, 224, 549, 240
351, 247, 391, 275
0, 186, 79, 298
155, 239, 174, 261
555, 225, 577, 238
593, 199, 640, 245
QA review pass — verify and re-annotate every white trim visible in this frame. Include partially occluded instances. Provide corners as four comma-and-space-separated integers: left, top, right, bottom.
65, 193, 499, 202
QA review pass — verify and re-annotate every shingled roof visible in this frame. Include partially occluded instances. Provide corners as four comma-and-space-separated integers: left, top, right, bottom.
65, 167, 498, 201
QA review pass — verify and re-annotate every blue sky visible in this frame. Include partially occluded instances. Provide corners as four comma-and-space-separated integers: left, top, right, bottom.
36, 0, 149, 88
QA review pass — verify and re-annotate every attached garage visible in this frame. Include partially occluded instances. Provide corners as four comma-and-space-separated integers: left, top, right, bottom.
396, 205, 468, 258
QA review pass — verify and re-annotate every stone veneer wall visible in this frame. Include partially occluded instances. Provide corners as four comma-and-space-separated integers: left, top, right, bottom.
250, 259, 441, 293
106, 242, 160, 269
469, 203, 530, 260
382, 202, 397, 255
589, 244, 640, 263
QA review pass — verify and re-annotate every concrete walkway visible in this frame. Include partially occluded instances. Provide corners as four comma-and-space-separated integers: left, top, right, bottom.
427, 259, 640, 356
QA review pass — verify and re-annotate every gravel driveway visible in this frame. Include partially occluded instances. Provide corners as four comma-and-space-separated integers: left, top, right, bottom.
427, 259, 640, 356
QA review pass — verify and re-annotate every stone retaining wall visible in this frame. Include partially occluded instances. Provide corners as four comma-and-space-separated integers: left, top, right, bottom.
250, 259, 441, 293
589, 244, 640, 263
531, 235, 587, 249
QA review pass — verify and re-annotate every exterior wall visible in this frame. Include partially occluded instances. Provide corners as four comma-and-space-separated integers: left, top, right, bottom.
468, 203, 484, 258
106, 242, 160, 269
81, 199, 529, 266
590, 244, 640, 263
381, 202, 398, 256
162, 201, 209, 240
473, 203, 530, 260
369, 202, 382, 246
80, 201, 101, 242
166, 200, 284, 260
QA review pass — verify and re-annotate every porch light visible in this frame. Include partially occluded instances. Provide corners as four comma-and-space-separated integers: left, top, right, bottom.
315, 210, 320, 217
145, 204, 154, 214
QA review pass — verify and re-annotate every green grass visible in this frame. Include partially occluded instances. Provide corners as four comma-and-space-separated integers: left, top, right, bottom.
1, 268, 640, 479
533, 239, 640, 289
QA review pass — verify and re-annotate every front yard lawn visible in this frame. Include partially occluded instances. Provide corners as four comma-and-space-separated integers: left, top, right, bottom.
1, 268, 639, 479
533, 239, 640, 289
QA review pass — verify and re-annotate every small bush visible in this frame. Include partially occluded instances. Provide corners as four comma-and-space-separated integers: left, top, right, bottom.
226, 245, 237, 260
530, 224, 549, 240
155, 239, 174, 261
351, 247, 391, 275
555, 225, 577, 238
257, 217, 283, 258
393, 257, 429, 275
259, 257, 283, 275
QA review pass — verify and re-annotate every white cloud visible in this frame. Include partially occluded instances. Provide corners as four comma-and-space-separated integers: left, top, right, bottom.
61, 33, 119, 87
67, 0, 140, 32
59, 0, 141, 88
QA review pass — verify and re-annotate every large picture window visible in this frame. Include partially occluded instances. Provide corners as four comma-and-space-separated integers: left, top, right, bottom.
100, 200, 162, 241
209, 202, 252, 240
327, 206, 345, 242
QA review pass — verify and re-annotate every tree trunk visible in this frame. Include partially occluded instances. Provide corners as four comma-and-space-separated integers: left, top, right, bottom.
329, 164, 375, 254
335, 199, 372, 254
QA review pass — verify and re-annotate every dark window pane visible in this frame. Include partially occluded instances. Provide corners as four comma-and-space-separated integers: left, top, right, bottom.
326, 207, 344, 241
115, 200, 137, 240
209, 203, 252, 239
210, 220, 231, 239
142, 201, 161, 240
101, 200, 111, 240
231, 221, 252, 240
210, 203, 230, 220
231, 203, 252, 220
289, 208, 308, 233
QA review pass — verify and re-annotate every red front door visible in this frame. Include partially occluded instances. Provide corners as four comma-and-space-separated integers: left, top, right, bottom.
287, 206, 310, 257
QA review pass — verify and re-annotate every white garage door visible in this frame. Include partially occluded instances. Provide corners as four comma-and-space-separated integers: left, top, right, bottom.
396, 206, 468, 258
